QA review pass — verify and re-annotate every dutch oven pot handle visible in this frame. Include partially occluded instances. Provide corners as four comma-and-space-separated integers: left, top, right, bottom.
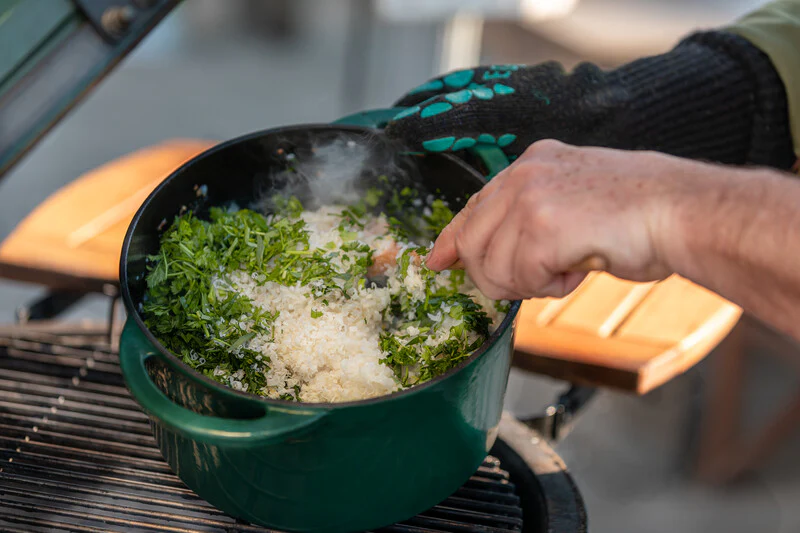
333, 108, 509, 178
119, 319, 327, 445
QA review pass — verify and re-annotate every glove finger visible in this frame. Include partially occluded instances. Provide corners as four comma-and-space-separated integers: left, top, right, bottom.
392, 66, 500, 107
385, 89, 527, 156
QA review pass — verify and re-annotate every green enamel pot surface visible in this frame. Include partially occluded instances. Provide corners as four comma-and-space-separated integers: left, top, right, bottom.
118, 109, 521, 533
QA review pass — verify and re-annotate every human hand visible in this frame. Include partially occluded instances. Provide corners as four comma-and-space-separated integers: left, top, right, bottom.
425, 140, 712, 300
384, 62, 625, 159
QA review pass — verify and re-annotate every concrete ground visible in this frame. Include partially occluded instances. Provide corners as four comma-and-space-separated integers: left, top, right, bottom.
2, 3, 799, 532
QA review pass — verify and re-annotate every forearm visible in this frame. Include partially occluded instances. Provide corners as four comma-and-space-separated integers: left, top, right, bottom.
666, 166, 800, 339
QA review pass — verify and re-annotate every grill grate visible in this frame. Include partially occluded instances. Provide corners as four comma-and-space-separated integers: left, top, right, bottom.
0, 323, 525, 533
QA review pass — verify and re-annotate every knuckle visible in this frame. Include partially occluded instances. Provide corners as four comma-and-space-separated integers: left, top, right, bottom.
520, 143, 540, 159
504, 164, 526, 186
519, 189, 541, 210
526, 138, 564, 156
506, 160, 541, 186
508, 158, 557, 185
516, 254, 544, 286
532, 204, 557, 230
467, 188, 484, 206
521, 196, 557, 232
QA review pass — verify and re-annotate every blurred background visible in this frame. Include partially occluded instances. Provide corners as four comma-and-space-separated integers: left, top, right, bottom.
3, 1, 800, 532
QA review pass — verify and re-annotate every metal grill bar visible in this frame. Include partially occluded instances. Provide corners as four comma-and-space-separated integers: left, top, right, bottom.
0, 323, 525, 533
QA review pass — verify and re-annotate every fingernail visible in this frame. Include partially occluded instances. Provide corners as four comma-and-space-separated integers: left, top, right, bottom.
425, 248, 443, 270
424, 247, 437, 265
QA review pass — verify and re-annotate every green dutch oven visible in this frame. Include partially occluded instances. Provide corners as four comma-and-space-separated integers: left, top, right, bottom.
118, 109, 521, 533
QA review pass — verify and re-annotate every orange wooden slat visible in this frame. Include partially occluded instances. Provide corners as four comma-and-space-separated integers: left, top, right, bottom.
515, 323, 668, 370
79, 219, 135, 256
0, 236, 120, 286
615, 275, 737, 345
551, 272, 655, 337
637, 304, 742, 392
515, 272, 741, 392
517, 297, 553, 325
515, 271, 606, 332
0, 140, 215, 290
533, 273, 596, 326
513, 321, 668, 390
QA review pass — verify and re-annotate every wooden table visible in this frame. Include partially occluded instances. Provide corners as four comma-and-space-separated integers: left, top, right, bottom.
0, 140, 742, 394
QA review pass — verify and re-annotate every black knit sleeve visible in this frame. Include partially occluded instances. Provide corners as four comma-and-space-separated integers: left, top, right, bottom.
606, 30, 795, 169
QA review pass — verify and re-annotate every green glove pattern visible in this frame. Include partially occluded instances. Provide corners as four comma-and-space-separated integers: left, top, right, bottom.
385, 61, 626, 160
386, 30, 798, 171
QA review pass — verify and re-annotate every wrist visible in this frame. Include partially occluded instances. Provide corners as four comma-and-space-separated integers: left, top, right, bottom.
653, 161, 750, 283
657, 165, 800, 341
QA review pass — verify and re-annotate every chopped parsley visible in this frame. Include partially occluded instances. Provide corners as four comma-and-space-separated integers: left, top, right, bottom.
143, 185, 502, 401
377, 249, 491, 386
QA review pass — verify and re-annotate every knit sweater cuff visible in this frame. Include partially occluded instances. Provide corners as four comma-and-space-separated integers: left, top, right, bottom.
608, 30, 795, 169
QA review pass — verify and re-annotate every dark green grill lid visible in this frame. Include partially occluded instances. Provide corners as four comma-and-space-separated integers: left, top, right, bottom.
0, 0, 180, 177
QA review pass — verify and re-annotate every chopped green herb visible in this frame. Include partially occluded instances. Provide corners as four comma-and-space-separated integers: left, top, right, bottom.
364, 188, 383, 207
143, 183, 506, 402
423, 199, 455, 235
377, 247, 491, 386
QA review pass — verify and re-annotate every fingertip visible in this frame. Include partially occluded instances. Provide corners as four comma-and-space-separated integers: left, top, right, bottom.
424, 247, 449, 271
425, 232, 460, 271
423, 256, 444, 272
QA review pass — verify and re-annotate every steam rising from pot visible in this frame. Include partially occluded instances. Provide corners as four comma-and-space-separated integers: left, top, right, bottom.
254, 133, 418, 214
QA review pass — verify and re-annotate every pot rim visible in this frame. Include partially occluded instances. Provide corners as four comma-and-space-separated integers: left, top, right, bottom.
119, 123, 521, 409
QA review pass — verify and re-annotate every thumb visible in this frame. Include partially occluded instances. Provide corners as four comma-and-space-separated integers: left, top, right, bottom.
425, 194, 481, 270
426, 182, 494, 270
426, 161, 517, 270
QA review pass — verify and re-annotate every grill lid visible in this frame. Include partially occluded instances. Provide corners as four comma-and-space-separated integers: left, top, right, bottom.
0, 0, 179, 178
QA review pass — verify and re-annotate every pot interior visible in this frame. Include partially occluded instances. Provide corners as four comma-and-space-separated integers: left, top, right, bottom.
120, 125, 509, 405
123, 126, 487, 311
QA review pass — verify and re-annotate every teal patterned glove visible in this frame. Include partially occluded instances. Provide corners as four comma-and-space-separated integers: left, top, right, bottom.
384, 61, 626, 159
384, 31, 797, 170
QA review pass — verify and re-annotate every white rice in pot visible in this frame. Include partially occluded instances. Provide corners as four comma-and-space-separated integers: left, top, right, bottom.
144, 196, 509, 404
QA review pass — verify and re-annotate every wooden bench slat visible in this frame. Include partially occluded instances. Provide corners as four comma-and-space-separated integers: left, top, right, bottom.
0, 140, 215, 290
551, 273, 655, 337
616, 275, 734, 345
